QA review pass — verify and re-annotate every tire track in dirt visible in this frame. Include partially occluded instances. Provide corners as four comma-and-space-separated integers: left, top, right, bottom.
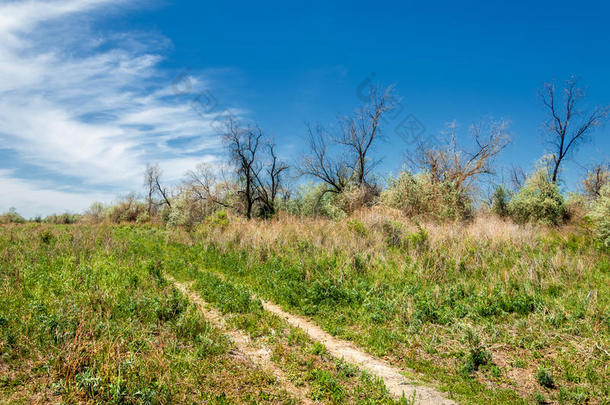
202, 272, 456, 405
260, 300, 455, 404
169, 276, 313, 405
204, 271, 456, 404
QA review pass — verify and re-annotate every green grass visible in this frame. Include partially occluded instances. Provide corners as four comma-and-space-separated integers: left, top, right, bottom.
180, 218, 610, 404
2, 221, 609, 403
0, 224, 402, 404
0, 224, 293, 403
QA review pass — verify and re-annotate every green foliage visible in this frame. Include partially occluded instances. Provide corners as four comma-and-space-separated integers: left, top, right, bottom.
461, 329, 492, 375
205, 210, 230, 229
536, 368, 555, 389
280, 182, 347, 219
166, 190, 216, 228
309, 369, 345, 402
508, 163, 567, 225
0, 207, 26, 224
587, 184, 610, 248
106, 195, 148, 223
379, 220, 428, 250
381, 171, 472, 221
43, 212, 80, 224
491, 185, 510, 218
347, 219, 369, 237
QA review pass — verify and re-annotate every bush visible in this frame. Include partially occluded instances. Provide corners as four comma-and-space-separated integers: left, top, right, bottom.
166, 188, 220, 228
337, 184, 380, 214
44, 213, 80, 224
461, 329, 492, 375
83, 202, 107, 223
280, 182, 347, 219
380, 171, 472, 221
508, 165, 567, 225
205, 210, 230, 229
536, 368, 555, 389
0, 208, 26, 224
565, 192, 589, 223
588, 184, 610, 248
491, 185, 510, 218
106, 195, 148, 223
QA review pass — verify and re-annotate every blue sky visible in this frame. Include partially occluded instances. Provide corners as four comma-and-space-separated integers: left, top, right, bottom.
1, 0, 609, 217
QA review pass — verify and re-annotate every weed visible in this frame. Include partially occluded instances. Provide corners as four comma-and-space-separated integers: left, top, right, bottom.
461, 329, 492, 375
536, 367, 555, 389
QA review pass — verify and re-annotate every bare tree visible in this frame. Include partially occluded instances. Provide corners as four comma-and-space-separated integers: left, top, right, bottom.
582, 163, 610, 198
338, 85, 396, 187
509, 165, 526, 192
253, 142, 289, 217
223, 118, 276, 219
145, 164, 171, 209
222, 118, 263, 219
410, 119, 511, 192
301, 84, 395, 193
540, 77, 609, 183
185, 163, 233, 209
144, 164, 156, 215
301, 123, 351, 194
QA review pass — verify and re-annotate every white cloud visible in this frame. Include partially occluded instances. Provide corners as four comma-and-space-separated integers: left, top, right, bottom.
0, 0, 234, 216
0, 169, 110, 217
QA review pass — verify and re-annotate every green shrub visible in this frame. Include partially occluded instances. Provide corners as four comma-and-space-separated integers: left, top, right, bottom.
536, 367, 555, 388
337, 183, 380, 214
106, 195, 148, 223
280, 182, 347, 219
205, 210, 230, 229
166, 191, 207, 228
0, 208, 26, 224
587, 184, 610, 248
508, 164, 567, 225
461, 329, 492, 375
491, 185, 510, 218
347, 219, 368, 237
380, 171, 472, 221
43, 213, 80, 224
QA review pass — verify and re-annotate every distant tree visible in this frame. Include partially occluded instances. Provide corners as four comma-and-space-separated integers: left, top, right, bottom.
301, 123, 351, 195
301, 84, 396, 194
410, 119, 511, 193
145, 163, 172, 209
582, 163, 610, 199
253, 142, 289, 217
221, 118, 288, 219
144, 164, 156, 215
509, 165, 526, 192
540, 77, 609, 183
222, 118, 263, 219
338, 85, 396, 187
491, 185, 510, 218
185, 163, 233, 210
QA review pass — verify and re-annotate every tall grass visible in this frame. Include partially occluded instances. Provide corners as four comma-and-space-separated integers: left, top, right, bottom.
185, 208, 609, 403
0, 224, 294, 403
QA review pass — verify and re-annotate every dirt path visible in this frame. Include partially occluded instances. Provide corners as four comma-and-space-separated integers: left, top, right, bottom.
169, 277, 313, 405
260, 300, 455, 404
206, 271, 455, 404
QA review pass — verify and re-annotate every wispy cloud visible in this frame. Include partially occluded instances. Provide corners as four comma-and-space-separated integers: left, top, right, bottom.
0, 0, 231, 217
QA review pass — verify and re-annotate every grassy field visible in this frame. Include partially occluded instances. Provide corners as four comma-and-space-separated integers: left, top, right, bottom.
1, 212, 609, 404
0, 224, 398, 404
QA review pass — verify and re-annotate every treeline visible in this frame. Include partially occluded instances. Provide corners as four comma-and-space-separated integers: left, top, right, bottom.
2, 78, 609, 246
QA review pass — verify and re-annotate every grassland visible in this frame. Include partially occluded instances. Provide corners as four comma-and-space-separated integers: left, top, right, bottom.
1, 209, 609, 404
0, 224, 399, 404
